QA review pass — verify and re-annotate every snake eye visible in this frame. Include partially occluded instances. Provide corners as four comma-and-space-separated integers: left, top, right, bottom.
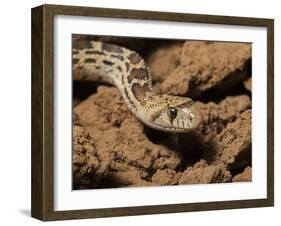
168, 107, 177, 119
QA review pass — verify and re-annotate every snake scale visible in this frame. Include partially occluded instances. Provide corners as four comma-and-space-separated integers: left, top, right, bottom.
73, 40, 202, 132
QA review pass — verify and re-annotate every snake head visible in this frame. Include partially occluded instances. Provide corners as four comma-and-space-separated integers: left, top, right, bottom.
152, 96, 202, 133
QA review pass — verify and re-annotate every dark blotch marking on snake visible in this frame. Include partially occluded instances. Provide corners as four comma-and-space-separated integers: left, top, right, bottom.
72, 58, 79, 65
131, 68, 147, 79
116, 65, 123, 73
85, 50, 104, 55
128, 53, 142, 64
127, 67, 148, 84
85, 58, 96, 63
73, 49, 79, 55
131, 68, 148, 79
102, 43, 123, 54
125, 62, 130, 72
102, 60, 114, 66
111, 54, 125, 61
127, 74, 133, 84
131, 83, 149, 101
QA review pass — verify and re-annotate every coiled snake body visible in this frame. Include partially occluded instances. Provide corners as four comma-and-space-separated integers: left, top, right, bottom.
73, 41, 202, 132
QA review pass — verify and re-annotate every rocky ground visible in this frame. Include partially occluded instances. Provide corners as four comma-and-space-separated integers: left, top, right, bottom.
72, 36, 252, 189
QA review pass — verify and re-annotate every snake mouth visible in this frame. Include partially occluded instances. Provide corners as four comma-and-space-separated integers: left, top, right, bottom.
172, 103, 202, 130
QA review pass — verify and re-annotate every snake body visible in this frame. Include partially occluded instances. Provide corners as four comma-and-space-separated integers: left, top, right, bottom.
73, 41, 202, 132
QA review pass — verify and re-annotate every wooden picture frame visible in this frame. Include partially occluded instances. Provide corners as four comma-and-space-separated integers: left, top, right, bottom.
31, 4, 274, 221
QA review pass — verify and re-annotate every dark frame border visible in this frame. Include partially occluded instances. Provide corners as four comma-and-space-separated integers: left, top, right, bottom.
31, 4, 274, 221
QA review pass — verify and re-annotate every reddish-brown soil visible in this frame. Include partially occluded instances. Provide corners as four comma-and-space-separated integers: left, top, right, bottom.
73, 36, 252, 189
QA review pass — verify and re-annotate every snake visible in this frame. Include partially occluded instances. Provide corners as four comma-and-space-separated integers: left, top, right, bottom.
72, 40, 202, 133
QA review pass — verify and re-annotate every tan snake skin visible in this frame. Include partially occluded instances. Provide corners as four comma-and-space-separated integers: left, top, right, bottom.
73, 41, 202, 132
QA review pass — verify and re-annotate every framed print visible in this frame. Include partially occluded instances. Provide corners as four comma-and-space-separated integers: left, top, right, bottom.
31, 4, 274, 221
